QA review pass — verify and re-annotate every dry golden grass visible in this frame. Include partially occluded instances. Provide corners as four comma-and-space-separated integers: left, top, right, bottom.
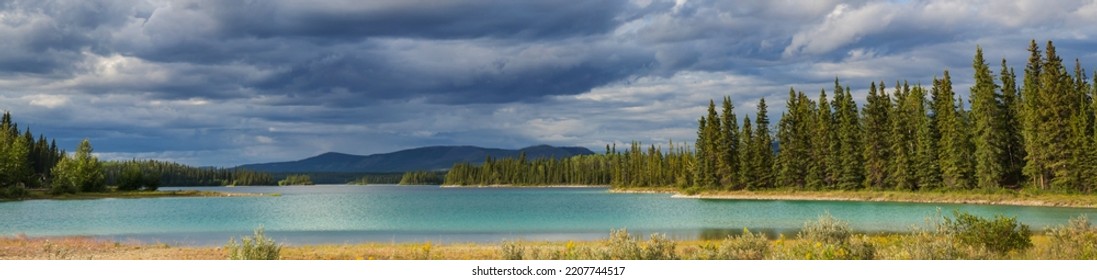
0, 235, 1090, 260
0, 234, 222, 260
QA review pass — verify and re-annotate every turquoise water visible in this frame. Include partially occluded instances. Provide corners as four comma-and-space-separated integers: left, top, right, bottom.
1, 185, 1096, 245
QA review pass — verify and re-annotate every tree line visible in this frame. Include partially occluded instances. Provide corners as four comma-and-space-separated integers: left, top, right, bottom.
2, 110, 279, 199
349, 173, 404, 185
102, 160, 276, 187
683, 41, 1096, 192
445, 41, 1097, 193
398, 171, 445, 185
278, 174, 315, 186
1, 112, 65, 192
444, 153, 611, 186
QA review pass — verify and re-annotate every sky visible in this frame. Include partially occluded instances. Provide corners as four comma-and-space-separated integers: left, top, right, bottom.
1, 0, 1097, 167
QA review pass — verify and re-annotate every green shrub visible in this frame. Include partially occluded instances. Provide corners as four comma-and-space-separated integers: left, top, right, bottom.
225, 226, 282, 260
883, 230, 968, 260
1044, 215, 1097, 259
944, 210, 1031, 255
1, 184, 28, 199
799, 213, 851, 244
716, 228, 770, 260
642, 233, 678, 260
603, 229, 642, 260
601, 229, 678, 260
782, 213, 874, 260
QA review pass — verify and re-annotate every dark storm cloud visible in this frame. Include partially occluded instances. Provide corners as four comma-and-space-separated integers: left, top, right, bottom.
1, 0, 1096, 166
252, 42, 654, 105
208, 0, 629, 40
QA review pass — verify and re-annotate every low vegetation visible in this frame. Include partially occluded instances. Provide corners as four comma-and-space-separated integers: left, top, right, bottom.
225, 227, 282, 260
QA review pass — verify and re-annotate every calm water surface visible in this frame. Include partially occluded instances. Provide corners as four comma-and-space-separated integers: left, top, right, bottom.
1, 185, 1095, 245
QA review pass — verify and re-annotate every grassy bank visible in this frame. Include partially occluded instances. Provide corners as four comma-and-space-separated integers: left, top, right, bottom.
5, 213, 1096, 260
1, 189, 268, 202
611, 187, 1097, 208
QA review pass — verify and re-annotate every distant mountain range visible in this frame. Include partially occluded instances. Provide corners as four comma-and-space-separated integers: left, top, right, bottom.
236, 145, 595, 173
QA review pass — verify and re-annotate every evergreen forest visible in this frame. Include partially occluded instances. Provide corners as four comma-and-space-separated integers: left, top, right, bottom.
445, 41, 1097, 194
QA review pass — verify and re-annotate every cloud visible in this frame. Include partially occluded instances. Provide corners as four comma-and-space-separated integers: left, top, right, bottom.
0, 0, 1095, 166
24, 94, 69, 108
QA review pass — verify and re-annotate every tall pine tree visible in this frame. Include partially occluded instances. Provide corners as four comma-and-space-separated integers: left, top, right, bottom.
1000, 59, 1025, 186
718, 96, 740, 188
934, 70, 974, 189
862, 81, 892, 189
776, 89, 812, 189
810, 89, 839, 189
970, 46, 1008, 189
753, 99, 774, 189
738, 115, 756, 189
1021, 40, 1048, 189
834, 81, 864, 189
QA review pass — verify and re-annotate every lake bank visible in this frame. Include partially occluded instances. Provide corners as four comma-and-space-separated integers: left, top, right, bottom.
1, 189, 270, 202
611, 188, 1097, 208
440, 184, 609, 188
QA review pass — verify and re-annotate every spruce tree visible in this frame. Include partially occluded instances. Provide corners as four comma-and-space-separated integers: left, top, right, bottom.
738, 116, 756, 189
719, 96, 740, 188
1021, 40, 1047, 189
970, 46, 1007, 189
694, 100, 718, 188
834, 82, 864, 189
934, 70, 974, 189
889, 82, 917, 190
753, 99, 774, 189
911, 85, 941, 189
703, 100, 721, 188
1067, 60, 1094, 192
1000, 59, 1025, 186
776, 89, 811, 189
1036, 41, 1076, 190
809, 89, 838, 189
862, 81, 892, 189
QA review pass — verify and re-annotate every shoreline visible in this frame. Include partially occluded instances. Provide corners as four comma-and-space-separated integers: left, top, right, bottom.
440, 184, 609, 188
1, 189, 271, 202
610, 188, 1097, 208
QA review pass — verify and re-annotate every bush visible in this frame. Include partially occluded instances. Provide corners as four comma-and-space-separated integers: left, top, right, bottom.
1, 184, 28, 199
781, 213, 874, 260
225, 226, 282, 260
716, 228, 770, 260
799, 213, 851, 244
501, 240, 525, 260
1044, 215, 1097, 259
944, 210, 1031, 255
883, 230, 968, 260
601, 229, 678, 260
642, 233, 677, 260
